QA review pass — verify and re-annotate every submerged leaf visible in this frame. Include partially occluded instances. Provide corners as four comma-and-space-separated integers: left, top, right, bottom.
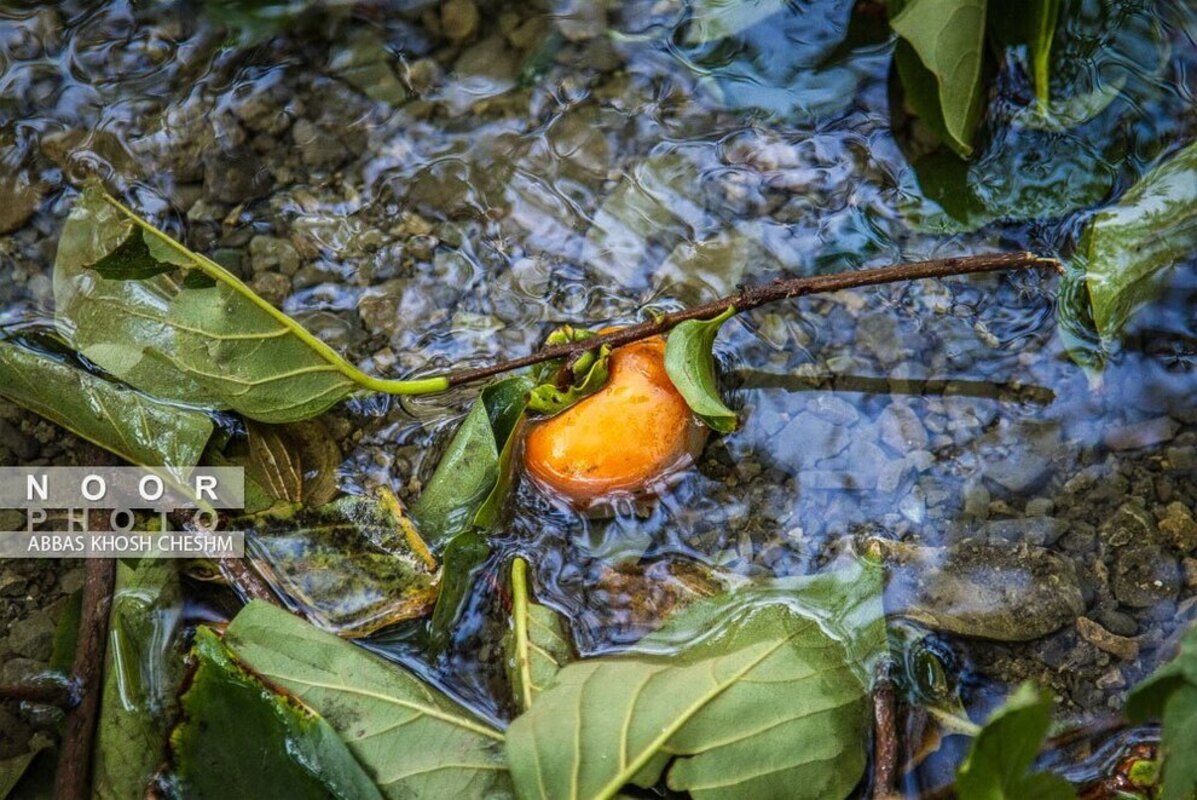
890, 0, 987, 157
504, 557, 572, 712
224, 601, 513, 799
246, 418, 341, 507
53, 183, 444, 424
664, 307, 738, 433
955, 683, 1073, 800
989, 0, 1059, 106
243, 492, 439, 638
172, 627, 382, 800
1084, 141, 1197, 340
0, 338, 213, 470
505, 555, 885, 800
527, 327, 611, 418
92, 558, 183, 800
1127, 624, 1197, 800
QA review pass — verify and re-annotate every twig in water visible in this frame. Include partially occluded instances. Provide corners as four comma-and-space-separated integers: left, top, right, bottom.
872, 670, 900, 800
52, 556, 115, 800
442, 252, 1060, 387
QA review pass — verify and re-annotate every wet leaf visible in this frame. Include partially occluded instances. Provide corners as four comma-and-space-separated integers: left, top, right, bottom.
504, 557, 572, 713
527, 327, 610, 418
989, 0, 1059, 105
682, 0, 789, 45
890, 0, 987, 157
243, 492, 439, 638
246, 418, 341, 507
1084, 141, 1197, 341
173, 627, 382, 800
48, 589, 81, 673
426, 529, 490, 652
411, 376, 534, 547
224, 600, 513, 799
92, 558, 183, 800
0, 338, 213, 470
1127, 624, 1197, 800
53, 183, 444, 424
664, 307, 737, 433
956, 683, 1074, 800
505, 555, 884, 800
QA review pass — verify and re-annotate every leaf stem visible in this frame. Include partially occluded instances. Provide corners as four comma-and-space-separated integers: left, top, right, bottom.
511, 557, 533, 714
440, 252, 1060, 388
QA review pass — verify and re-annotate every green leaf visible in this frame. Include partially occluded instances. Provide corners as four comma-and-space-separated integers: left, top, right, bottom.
504, 555, 885, 800
242, 492, 439, 637
411, 376, 534, 547
1084, 141, 1197, 340
988, 0, 1060, 106
890, 0, 987, 157
504, 557, 572, 713
683, 0, 789, 45
172, 627, 382, 800
48, 589, 82, 674
223, 600, 513, 799
1127, 624, 1197, 800
955, 683, 1074, 800
0, 338, 213, 469
52, 183, 445, 424
426, 529, 490, 652
92, 558, 183, 800
527, 327, 611, 418
664, 307, 737, 433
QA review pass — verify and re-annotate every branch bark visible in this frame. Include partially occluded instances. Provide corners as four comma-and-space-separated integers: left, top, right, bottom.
52, 557, 115, 800
443, 252, 1060, 387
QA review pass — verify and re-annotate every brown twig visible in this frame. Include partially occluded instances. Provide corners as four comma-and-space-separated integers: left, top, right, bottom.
0, 680, 73, 707
443, 252, 1060, 387
52, 557, 115, 800
872, 672, 900, 800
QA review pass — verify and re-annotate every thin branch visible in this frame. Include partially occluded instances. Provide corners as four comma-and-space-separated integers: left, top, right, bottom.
0, 681, 72, 707
443, 252, 1060, 387
53, 556, 115, 800
872, 671, 900, 800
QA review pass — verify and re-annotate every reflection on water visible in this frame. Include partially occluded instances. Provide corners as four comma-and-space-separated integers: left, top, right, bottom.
1, 0, 1196, 751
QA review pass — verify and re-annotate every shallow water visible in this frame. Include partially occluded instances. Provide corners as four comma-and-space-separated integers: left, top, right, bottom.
1, 0, 1195, 792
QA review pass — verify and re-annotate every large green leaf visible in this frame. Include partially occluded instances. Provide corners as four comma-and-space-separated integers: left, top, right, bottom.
1127, 624, 1197, 800
1084, 140, 1197, 340
505, 555, 885, 800
955, 683, 1074, 800
172, 627, 382, 800
223, 600, 513, 799
664, 308, 737, 434
504, 557, 572, 713
890, 0, 987, 157
92, 558, 183, 800
0, 338, 213, 469
53, 183, 445, 423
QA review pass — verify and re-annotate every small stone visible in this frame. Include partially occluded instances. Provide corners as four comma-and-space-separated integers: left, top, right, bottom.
776, 412, 849, 469
554, 0, 607, 41
249, 235, 301, 276
1095, 668, 1126, 690
7, 612, 56, 661
0, 570, 26, 597
1100, 502, 1155, 549
1112, 545, 1180, 608
59, 567, 85, 595
291, 119, 347, 170
249, 272, 292, 308
986, 452, 1051, 494
1105, 416, 1180, 451
1077, 616, 1139, 661
878, 403, 928, 452
981, 517, 1068, 547
0, 658, 43, 685
899, 486, 926, 523
877, 458, 911, 494
0, 173, 42, 234
1025, 497, 1055, 516
1165, 446, 1196, 472
1096, 608, 1138, 637
203, 144, 272, 204
1183, 557, 1197, 589
1159, 502, 1197, 553
441, 0, 480, 42
963, 481, 990, 519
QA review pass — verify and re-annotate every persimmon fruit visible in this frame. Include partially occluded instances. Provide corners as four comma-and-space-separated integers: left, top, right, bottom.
522, 335, 707, 507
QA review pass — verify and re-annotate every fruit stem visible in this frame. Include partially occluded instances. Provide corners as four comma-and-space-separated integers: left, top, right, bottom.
442, 252, 1061, 388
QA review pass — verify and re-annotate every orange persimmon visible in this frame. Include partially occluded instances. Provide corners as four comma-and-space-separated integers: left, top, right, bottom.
523, 335, 708, 507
